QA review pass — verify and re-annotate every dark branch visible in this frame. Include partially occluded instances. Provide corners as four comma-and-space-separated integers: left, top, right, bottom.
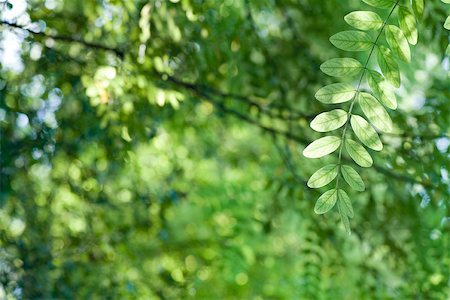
0, 20, 125, 58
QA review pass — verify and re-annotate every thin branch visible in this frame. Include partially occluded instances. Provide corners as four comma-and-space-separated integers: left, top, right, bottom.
0, 20, 125, 58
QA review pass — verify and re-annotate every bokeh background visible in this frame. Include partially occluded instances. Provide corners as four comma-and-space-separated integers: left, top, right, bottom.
0, 0, 449, 299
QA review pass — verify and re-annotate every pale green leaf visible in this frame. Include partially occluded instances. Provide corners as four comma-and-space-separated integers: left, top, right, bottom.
362, 0, 396, 9
315, 83, 356, 104
398, 7, 418, 45
337, 189, 354, 218
345, 138, 373, 167
320, 58, 363, 77
307, 164, 339, 188
329, 31, 373, 51
344, 11, 383, 31
341, 165, 366, 192
350, 115, 383, 151
385, 25, 411, 63
413, 0, 424, 19
377, 45, 400, 88
442, 0, 450, 3
310, 109, 348, 132
367, 70, 397, 109
302, 136, 341, 158
338, 204, 352, 235
445, 16, 450, 30
314, 189, 338, 214
358, 92, 393, 133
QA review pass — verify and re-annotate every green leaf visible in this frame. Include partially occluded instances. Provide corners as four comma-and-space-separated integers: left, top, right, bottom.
445, 16, 450, 30
362, 0, 396, 9
385, 25, 411, 63
350, 115, 382, 151
320, 58, 363, 77
315, 83, 356, 104
377, 45, 400, 88
341, 165, 366, 192
338, 204, 352, 235
345, 138, 373, 167
367, 70, 397, 109
412, 0, 424, 19
307, 165, 339, 188
302, 136, 341, 158
398, 7, 418, 45
329, 31, 373, 51
344, 11, 383, 31
358, 92, 393, 133
337, 189, 354, 218
314, 189, 338, 214
310, 109, 348, 132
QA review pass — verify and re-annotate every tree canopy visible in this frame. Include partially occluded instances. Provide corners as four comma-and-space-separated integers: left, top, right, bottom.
0, 0, 449, 299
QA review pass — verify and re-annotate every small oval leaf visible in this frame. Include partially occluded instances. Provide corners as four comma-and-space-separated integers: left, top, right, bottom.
367, 70, 397, 110
344, 11, 383, 31
303, 136, 341, 158
341, 165, 366, 192
320, 58, 363, 77
330, 31, 373, 51
345, 138, 373, 167
307, 165, 339, 188
314, 189, 338, 214
358, 92, 393, 133
315, 83, 356, 104
310, 109, 348, 132
412, 0, 424, 19
351, 115, 383, 151
362, 0, 396, 9
337, 189, 354, 218
398, 6, 418, 45
377, 45, 400, 88
385, 25, 411, 63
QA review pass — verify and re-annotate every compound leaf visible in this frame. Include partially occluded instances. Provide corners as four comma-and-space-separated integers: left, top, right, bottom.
315, 83, 356, 104
358, 92, 393, 133
385, 25, 411, 63
314, 189, 338, 214
303, 136, 341, 158
330, 31, 373, 51
310, 109, 348, 132
345, 138, 373, 167
307, 164, 339, 188
320, 58, 363, 77
341, 164, 366, 191
344, 11, 383, 30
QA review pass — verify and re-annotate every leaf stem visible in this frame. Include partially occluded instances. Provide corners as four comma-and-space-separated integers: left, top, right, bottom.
335, 1, 400, 189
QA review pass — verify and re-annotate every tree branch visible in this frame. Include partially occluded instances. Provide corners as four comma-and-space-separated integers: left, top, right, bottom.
0, 20, 125, 58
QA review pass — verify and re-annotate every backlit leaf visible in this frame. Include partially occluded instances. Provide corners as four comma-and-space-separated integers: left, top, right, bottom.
320, 58, 363, 77
315, 83, 356, 104
398, 7, 418, 45
314, 189, 338, 214
362, 0, 396, 9
307, 164, 339, 188
338, 204, 352, 235
445, 16, 450, 30
341, 165, 366, 192
330, 31, 373, 51
344, 11, 383, 30
310, 109, 348, 132
350, 115, 383, 151
412, 0, 424, 19
337, 189, 354, 218
377, 45, 400, 88
385, 25, 411, 63
367, 70, 397, 109
303, 136, 341, 158
358, 92, 393, 133
345, 138, 373, 167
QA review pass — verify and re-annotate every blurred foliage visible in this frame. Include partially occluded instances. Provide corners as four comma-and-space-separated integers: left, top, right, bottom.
0, 0, 449, 299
